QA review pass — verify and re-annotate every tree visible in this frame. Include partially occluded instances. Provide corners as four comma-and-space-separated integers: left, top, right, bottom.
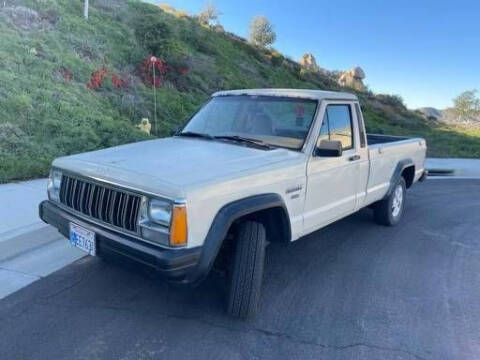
249, 16, 276, 47
84, 0, 89, 19
198, 1, 219, 25
453, 90, 480, 118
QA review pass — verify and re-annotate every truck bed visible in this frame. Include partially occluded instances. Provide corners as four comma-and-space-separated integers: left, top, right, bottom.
364, 132, 426, 207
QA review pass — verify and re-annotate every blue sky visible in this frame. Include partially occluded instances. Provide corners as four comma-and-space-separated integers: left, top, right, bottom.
153, 0, 479, 109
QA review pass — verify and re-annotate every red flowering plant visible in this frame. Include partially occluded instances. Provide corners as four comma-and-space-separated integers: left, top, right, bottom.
137, 56, 189, 88
111, 74, 130, 89
138, 56, 169, 88
86, 69, 108, 89
86, 68, 130, 90
85, 57, 189, 91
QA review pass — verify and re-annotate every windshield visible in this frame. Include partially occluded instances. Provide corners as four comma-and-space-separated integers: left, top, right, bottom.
181, 95, 318, 150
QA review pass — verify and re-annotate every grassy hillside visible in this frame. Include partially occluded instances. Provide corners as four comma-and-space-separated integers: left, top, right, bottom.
1, 0, 479, 183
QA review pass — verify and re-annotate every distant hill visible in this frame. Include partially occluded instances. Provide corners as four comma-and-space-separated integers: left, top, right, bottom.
1, 0, 479, 183
417, 107, 480, 127
417, 107, 444, 119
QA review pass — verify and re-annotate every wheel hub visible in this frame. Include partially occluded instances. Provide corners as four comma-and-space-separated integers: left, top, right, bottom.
391, 184, 403, 217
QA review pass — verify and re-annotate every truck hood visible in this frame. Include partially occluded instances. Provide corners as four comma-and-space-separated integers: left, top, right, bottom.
53, 137, 304, 198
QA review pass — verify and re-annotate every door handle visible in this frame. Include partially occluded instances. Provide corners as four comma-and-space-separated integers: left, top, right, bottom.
348, 155, 361, 161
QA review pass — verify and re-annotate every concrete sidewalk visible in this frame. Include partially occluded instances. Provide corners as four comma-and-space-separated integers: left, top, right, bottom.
0, 178, 49, 241
0, 178, 85, 299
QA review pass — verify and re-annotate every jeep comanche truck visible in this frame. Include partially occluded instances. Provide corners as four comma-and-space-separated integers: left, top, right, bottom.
39, 89, 427, 318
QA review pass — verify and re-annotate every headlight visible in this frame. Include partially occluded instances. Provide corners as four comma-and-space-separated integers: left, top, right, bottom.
47, 169, 62, 202
139, 198, 188, 247
148, 198, 172, 226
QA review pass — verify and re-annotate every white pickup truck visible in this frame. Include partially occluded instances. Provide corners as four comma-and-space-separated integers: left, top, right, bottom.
40, 89, 427, 318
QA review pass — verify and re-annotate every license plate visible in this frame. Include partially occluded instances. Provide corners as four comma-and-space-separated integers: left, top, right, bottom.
69, 223, 96, 256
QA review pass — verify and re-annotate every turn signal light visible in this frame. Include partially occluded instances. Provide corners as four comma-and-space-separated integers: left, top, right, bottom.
169, 205, 188, 246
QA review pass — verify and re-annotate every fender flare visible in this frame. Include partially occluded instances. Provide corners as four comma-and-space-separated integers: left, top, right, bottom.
185, 193, 290, 285
385, 159, 414, 198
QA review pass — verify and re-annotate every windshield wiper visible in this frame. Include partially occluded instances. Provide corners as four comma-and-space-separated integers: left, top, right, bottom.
176, 131, 214, 140
213, 135, 274, 149
177, 132, 274, 149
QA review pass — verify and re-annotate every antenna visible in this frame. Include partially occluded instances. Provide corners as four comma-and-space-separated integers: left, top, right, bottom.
151, 57, 157, 135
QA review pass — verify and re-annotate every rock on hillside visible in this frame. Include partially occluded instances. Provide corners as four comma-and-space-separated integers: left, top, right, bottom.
300, 53, 320, 72
338, 66, 366, 91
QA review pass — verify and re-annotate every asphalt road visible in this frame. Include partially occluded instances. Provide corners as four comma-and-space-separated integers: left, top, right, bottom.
1, 179, 479, 360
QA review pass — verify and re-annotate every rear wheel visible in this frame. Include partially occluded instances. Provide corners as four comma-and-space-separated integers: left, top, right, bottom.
374, 177, 406, 226
227, 221, 266, 319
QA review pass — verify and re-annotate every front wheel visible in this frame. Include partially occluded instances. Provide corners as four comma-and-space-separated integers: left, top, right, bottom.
227, 221, 266, 319
374, 177, 406, 226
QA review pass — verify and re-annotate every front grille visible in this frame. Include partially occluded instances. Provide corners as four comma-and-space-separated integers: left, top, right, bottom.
59, 175, 141, 232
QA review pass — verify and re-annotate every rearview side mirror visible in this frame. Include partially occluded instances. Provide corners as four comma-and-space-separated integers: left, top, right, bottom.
315, 140, 343, 157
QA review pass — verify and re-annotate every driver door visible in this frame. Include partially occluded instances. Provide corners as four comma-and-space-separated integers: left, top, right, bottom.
303, 102, 360, 233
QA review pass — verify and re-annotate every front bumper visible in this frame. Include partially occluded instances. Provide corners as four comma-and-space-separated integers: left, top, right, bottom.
39, 200, 202, 284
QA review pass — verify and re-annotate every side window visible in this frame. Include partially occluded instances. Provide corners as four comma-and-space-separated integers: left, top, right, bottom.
318, 104, 353, 150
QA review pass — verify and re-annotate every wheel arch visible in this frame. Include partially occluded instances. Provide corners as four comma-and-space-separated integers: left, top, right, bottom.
401, 165, 415, 188
185, 193, 291, 285
385, 159, 415, 198
233, 205, 291, 244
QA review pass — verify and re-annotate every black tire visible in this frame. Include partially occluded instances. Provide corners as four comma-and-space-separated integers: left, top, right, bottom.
227, 221, 266, 319
374, 177, 406, 226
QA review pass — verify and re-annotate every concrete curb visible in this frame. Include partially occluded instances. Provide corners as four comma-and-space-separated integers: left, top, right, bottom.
426, 176, 480, 180
426, 168, 455, 176
0, 222, 47, 243
0, 226, 85, 300
426, 158, 480, 179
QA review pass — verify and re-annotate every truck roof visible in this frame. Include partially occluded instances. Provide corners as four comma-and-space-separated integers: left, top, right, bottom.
212, 88, 358, 101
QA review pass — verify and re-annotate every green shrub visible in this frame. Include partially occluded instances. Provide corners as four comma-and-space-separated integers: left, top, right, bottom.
133, 13, 172, 57
270, 51, 284, 67
376, 94, 406, 109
